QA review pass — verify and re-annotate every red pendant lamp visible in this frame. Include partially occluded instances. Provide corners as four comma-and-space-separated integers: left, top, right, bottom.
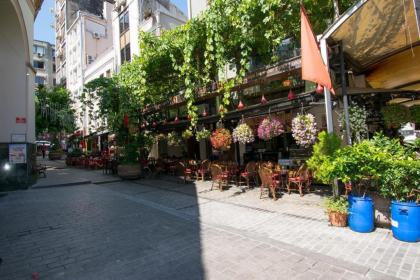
261, 94, 268, 104
288, 89, 296, 100
174, 116, 179, 123
123, 113, 129, 128
316, 84, 324, 94
202, 108, 208, 117
237, 100, 245, 110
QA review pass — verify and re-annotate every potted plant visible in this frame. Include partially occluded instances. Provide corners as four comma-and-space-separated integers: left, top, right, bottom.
48, 138, 64, 160
65, 148, 83, 166
257, 116, 284, 141
117, 140, 141, 179
210, 128, 232, 151
323, 196, 349, 227
182, 129, 193, 140
291, 113, 318, 148
232, 123, 254, 144
195, 128, 211, 142
167, 132, 183, 146
380, 158, 420, 242
340, 104, 368, 143
330, 140, 383, 233
381, 105, 411, 129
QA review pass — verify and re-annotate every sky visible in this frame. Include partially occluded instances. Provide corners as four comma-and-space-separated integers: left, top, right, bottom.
34, 0, 188, 44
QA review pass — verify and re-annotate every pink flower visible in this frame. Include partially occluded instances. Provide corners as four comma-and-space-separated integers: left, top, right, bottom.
258, 117, 284, 140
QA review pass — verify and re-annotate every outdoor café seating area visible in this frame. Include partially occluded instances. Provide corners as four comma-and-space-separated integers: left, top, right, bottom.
143, 157, 313, 200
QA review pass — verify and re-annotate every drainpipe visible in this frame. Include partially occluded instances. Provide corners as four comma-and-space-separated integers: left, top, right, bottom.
319, 38, 334, 133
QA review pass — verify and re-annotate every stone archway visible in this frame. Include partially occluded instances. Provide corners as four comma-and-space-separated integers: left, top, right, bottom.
0, 0, 35, 144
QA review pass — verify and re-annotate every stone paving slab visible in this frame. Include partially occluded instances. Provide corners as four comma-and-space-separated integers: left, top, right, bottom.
0, 182, 395, 280
111, 178, 419, 280
32, 160, 121, 188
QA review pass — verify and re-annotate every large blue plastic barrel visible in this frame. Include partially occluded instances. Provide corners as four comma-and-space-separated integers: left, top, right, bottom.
348, 195, 374, 233
391, 201, 420, 242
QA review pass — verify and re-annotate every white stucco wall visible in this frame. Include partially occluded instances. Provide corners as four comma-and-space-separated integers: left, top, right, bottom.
187, 0, 208, 19
0, 0, 36, 143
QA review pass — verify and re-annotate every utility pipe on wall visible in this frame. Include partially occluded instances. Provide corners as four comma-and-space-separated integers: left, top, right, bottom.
320, 38, 334, 133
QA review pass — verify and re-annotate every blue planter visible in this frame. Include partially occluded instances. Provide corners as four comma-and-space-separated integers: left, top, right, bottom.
391, 201, 420, 242
348, 195, 374, 233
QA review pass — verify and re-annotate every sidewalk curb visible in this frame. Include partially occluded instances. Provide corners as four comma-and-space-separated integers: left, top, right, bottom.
31, 181, 92, 189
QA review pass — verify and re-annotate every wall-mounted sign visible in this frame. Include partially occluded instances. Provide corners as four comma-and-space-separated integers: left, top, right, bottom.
9, 144, 27, 164
16, 117, 26, 124
11, 133, 26, 143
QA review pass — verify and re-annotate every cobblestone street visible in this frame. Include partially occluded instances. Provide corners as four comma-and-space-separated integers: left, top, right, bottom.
0, 166, 419, 279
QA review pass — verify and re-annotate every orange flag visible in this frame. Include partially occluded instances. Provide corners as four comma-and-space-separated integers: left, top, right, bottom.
301, 5, 335, 94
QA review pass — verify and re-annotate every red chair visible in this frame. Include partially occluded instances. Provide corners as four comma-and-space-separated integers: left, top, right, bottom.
210, 164, 229, 191
287, 165, 311, 197
179, 161, 194, 183
237, 161, 257, 188
258, 167, 280, 200
196, 160, 211, 181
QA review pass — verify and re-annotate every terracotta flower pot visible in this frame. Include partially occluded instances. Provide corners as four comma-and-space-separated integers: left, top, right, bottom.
118, 164, 141, 179
48, 151, 63, 160
328, 211, 348, 227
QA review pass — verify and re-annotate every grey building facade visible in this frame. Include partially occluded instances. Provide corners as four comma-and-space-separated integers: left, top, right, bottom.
33, 40, 56, 88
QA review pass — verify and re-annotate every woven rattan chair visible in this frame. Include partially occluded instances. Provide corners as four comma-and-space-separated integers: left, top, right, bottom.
237, 161, 257, 188
287, 165, 311, 197
210, 164, 229, 191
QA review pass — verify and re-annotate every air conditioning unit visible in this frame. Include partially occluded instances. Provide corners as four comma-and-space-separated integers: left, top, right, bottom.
87, 55, 94, 64
93, 32, 101, 39
37, 53, 44, 57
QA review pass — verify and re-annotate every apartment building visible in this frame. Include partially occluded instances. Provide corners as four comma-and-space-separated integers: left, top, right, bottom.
112, 0, 187, 72
187, 0, 208, 19
33, 40, 56, 88
54, 0, 105, 86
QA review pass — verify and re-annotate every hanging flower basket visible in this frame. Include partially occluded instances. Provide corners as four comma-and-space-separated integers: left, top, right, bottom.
341, 104, 368, 143
257, 116, 284, 141
210, 128, 232, 151
233, 123, 255, 144
196, 128, 211, 142
291, 113, 318, 148
167, 132, 182, 146
182, 129, 193, 139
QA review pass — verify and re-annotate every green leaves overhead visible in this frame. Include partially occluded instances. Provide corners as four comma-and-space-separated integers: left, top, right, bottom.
118, 0, 357, 127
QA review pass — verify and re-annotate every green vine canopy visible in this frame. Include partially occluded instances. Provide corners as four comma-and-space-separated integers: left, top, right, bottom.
117, 0, 357, 128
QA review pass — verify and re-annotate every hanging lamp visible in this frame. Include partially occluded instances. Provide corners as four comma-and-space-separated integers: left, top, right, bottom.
288, 89, 296, 100
261, 94, 268, 104
316, 84, 324, 94
237, 100, 245, 110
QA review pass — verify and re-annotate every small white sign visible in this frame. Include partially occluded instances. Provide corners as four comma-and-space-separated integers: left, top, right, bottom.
9, 144, 27, 164
391, 219, 399, 228
11, 133, 26, 143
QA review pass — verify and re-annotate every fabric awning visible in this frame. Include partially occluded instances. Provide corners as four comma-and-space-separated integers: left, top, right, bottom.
322, 0, 420, 70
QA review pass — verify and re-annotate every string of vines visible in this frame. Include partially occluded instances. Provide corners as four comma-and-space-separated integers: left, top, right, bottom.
116, 0, 357, 128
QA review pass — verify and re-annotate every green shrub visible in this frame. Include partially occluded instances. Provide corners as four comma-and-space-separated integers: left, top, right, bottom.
323, 196, 348, 214
307, 131, 341, 184
379, 159, 420, 202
